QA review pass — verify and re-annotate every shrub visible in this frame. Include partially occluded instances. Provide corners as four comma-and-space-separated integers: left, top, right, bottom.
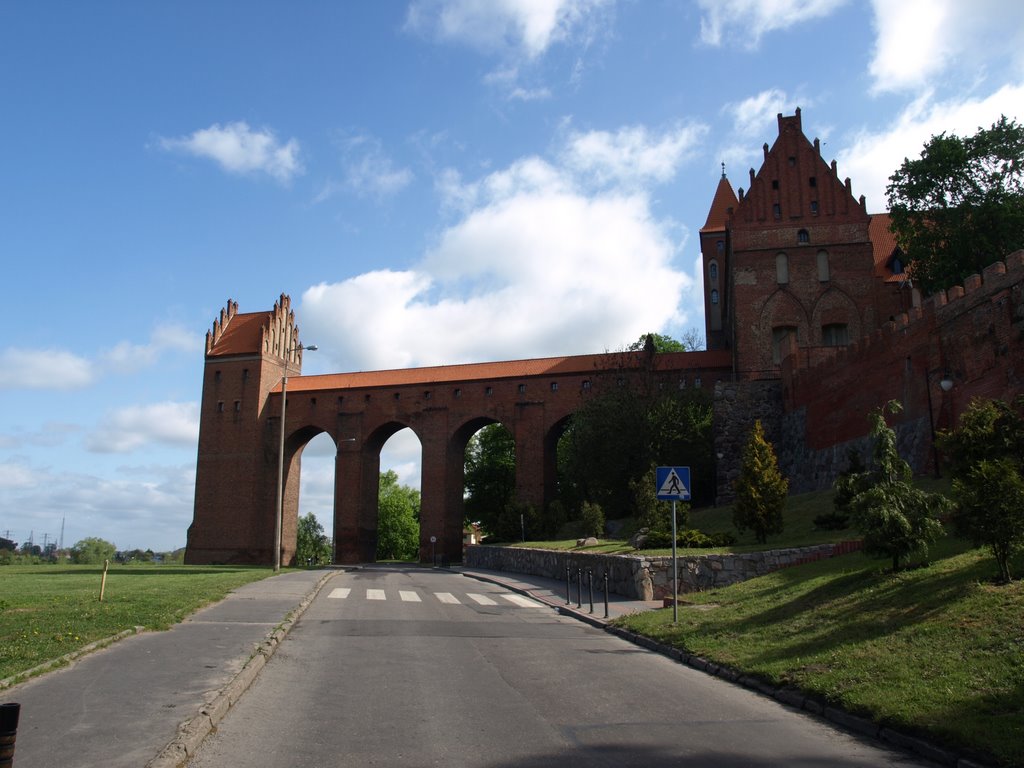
732, 420, 788, 544
579, 501, 605, 538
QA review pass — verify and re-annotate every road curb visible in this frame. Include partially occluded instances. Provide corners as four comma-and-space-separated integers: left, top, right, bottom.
461, 570, 997, 768
145, 570, 339, 768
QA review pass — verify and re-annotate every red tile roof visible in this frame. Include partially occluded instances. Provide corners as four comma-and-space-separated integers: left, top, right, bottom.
868, 212, 908, 283
279, 350, 733, 393
701, 176, 738, 233
207, 312, 266, 357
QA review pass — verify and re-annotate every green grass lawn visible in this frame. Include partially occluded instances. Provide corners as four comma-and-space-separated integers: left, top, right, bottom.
0, 564, 272, 682
616, 539, 1024, 766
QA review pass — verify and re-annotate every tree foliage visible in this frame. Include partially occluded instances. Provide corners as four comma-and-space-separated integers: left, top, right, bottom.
939, 396, 1024, 582
848, 402, 947, 572
626, 330, 704, 353
732, 420, 788, 544
376, 470, 420, 561
464, 423, 516, 537
886, 115, 1024, 294
70, 537, 117, 565
296, 512, 332, 565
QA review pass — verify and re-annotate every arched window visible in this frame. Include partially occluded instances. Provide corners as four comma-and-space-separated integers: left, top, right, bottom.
817, 249, 830, 282
822, 323, 849, 347
709, 260, 718, 281
711, 289, 719, 305
716, 240, 724, 253
797, 229, 810, 244
772, 326, 797, 364
776, 253, 789, 284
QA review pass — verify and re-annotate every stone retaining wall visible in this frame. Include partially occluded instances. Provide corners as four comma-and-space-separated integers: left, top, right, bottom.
465, 541, 862, 600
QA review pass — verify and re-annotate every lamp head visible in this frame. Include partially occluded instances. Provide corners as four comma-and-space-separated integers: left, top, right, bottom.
939, 373, 954, 392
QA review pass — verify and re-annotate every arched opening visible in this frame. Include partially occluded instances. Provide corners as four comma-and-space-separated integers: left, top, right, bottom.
296, 431, 337, 565
462, 421, 516, 542
376, 428, 422, 562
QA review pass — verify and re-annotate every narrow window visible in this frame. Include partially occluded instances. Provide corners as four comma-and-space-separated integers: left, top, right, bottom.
337, 396, 344, 407
773, 203, 781, 219
772, 326, 798, 364
771, 179, 779, 190
817, 250, 830, 282
809, 176, 817, 187
810, 200, 819, 215
518, 384, 526, 394
454, 388, 462, 398
393, 392, 400, 400
424, 391, 432, 400
233, 400, 241, 413
214, 370, 221, 383
776, 253, 789, 284
582, 380, 591, 391
310, 397, 316, 407
485, 386, 493, 396
711, 289, 719, 305
797, 229, 809, 244
822, 323, 849, 347
550, 382, 558, 392
716, 239, 724, 253
709, 261, 718, 281
788, 156, 796, 166
217, 401, 225, 413
242, 368, 249, 382
694, 377, 702, 388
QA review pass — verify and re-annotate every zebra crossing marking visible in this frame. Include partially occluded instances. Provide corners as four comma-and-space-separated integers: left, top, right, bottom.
466, 593, 498, 605
327, 588, 351, 599
366, 589, 386, 600
399, 590, 421, 602
501, 594, 544, 608
434, 592, 459, 604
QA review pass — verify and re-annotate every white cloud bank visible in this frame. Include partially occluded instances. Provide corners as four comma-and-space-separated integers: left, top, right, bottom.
86, 401, 199, 454
159, 122, 303, 183
405, 0, 612, 59
0, 348, 94, 390
301, 123, 704, 372
697, 0, 848, 48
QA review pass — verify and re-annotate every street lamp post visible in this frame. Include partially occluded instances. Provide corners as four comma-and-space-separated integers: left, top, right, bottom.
925, 368, 954, 478
274, 344, 317, 572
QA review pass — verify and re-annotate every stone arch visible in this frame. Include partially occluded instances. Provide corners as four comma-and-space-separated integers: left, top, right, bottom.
757, 289, 810, 371
810, 286, 862, 346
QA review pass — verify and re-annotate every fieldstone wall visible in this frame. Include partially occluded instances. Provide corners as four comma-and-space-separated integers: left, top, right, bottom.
465, 541, 862, 600
713, 379, 783, 504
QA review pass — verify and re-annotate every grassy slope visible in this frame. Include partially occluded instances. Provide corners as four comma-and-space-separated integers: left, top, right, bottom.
615, 538, 1024, 766
0, 564, 271, 681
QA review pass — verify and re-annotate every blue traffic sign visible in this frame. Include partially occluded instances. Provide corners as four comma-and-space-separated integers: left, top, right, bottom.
655, 466, 691, 501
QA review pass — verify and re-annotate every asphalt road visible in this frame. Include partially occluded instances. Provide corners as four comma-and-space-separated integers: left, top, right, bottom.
188, 566, 934, 768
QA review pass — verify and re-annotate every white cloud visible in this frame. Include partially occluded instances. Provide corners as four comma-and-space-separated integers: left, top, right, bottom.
159, 121, 303, 183
406, 0, 612, 59
868, 0, 1024, 94
0, 460, 36, 489
0, 423, 80, 450
342, 136, 414, 199
86, 401, 199, 454
0, 348, 94, 390
302, 143, 694, 371
101, 324, 199, 373
697, 0, 847, 47
560, 123, 706, 188
726, 89, 793, 137
838, 83, 1024, 212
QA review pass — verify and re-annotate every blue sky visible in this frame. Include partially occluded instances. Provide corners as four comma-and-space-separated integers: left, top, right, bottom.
2, 0, 1021, 553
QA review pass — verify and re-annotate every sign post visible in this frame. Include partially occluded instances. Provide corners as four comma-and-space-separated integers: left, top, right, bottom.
656, 467, 691, 624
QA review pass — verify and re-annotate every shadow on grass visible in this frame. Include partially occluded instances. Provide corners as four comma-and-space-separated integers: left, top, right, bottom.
25, 566, 268, 577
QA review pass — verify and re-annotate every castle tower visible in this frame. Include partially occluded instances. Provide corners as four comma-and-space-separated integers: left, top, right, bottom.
700, 164, 738, 352
724, 108, 877, 378
185, 295, 307, 565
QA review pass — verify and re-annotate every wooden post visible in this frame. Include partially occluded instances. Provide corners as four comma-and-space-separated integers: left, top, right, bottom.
99, 559, 109, 602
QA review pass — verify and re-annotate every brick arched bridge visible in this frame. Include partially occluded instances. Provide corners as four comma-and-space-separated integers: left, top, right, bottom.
185, 296, 731, 565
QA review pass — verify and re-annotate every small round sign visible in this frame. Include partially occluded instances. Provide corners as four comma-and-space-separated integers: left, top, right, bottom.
430, 535, 437, 543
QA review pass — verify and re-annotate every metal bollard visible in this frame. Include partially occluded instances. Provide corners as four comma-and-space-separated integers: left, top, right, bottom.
576, 568, 583, 609
587, 568, 594, 613
565, 564, 571, 604
1, 702, 20, 768
603, 571, 609, 619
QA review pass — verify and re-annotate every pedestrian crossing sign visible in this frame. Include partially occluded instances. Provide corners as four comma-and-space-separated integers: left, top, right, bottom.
656, 466, 691, 501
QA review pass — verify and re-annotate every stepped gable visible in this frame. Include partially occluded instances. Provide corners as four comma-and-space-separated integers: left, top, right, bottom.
731, 108, 869, 247
205, 294, 306, 364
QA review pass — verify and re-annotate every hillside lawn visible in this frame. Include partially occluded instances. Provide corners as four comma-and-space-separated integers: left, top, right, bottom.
0, 564, 271, 683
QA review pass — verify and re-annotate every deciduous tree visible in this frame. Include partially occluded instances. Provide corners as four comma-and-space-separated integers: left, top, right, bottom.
296, 512, 332, 565
70, 537, 116, 565
376, 470, 420, 561
886, 116, 1024, 293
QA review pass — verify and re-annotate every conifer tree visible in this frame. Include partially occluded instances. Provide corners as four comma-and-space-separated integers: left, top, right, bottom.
732, 420, 788, 544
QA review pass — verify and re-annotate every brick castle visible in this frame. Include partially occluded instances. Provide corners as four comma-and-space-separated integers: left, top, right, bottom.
186, 110, 1023, 565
